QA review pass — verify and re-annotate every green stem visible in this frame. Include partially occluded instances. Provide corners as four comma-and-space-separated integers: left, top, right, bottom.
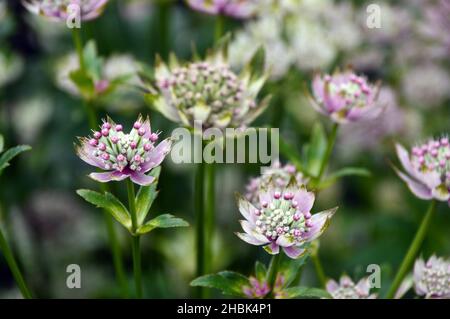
214, 15, 225, 43
205, 162, 215, 278
312, 253, 327, 287
386, 200, 436, 299
266, 254, 281, 298
72, 28, 85, 71
158, 1, 171, 59
127, 179, 142, 298
0, 226, 32, 299
317, 123, 339, 182
195, 160, 205, 298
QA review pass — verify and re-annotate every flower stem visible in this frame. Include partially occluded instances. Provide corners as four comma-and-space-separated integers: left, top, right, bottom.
72, 28, 85, 71
267, 254, 281, 298
312, 253, 327, 287
194, 160, 206, 298
386, 200, 436, 299
127, 179, 143, 298
0, 226, 32, 299
214, 15, 225, 43
157, 0, 171, 59
317, 123, 339, 181
205, 163, 215, 273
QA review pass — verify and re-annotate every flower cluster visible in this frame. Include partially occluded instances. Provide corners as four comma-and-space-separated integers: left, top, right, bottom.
186, 0, 257, 19
245, 161, 306, 206
395, 137, 450, 205
414, 255, 450, 299
76, 116, 172, 186
326, 275, 377, 299
236, 180, 337, 259
242, 274, 284, 299
23, 0, 109, 22
309, 70, 381, 124
149, 47, 269, 129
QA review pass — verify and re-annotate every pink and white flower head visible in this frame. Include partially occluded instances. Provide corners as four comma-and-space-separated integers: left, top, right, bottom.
23, 0, 109, 22
309, 70, 382, 124
395, 136, 450, 205
242, 276, 270, 299
326, 275, 377, 299
185, 0, 257, 19
149, 42, 269, 129
76, 116, 171, 186
245, 161, 307, 206
414, 255, 450, 299
235, 179, 337, 259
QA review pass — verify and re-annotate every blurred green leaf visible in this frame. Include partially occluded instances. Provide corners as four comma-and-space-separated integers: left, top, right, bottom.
69, 69, 95, 99
191, 271, 249, 297
77, 189, 131, 230
279, 138, 304, 174
0, 145, 31, 176
282, 286, 331, 299
83, 40, 103, 81
0, 135, 4, 153
305, 122, 327, 177
136, 167, 161, 225
247, 46, 265, 79
255, 261, 267, 282
318, 167, 371, 189
137, 214, 189, 235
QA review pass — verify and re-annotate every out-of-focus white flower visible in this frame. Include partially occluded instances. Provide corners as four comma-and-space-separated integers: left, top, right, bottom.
414, 255, 450, 299
0, 51, 24, 88
326, 275, 377, 299
402, 64, 450, 109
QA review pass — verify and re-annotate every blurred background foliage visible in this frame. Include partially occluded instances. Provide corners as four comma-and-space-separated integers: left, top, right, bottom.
0, 0, 449, 298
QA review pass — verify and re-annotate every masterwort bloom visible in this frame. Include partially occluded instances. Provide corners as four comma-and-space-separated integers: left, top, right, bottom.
245, 161, 306, 206
242, 274, 284, 299
395, 136, 450, 205
235, 180, 337, 259
185, 0, 257, 19
414, 255, 450, 299
23, 0, 109, 22
147, 44, 269, 129
76, 116, 171, 186
326, 275, 377, 299
309, 70, 382, 124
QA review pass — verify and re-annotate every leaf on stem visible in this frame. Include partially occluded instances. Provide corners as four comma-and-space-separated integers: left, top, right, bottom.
191, 271, 249, 298
76, 189, 131, 230
136, 214, 189, 235
282, 286, 331, 299
0, 145, 31, 176
135, 166, 161, 225
304, 122, 327, 177
318, 167, 371, 189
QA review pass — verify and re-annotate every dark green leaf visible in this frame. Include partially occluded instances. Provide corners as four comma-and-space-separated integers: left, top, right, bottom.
137, 214, 189, 235
0, 145, 31, 176
191, 271, 249, 297
282, 286, 331, 299
305, 122, 327, 177
136, 167, 161, 225
278, 246, 311, 287
318, 167, 371, 189
76, 189, 131, 230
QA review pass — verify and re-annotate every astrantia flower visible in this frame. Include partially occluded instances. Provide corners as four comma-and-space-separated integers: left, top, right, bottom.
148, 46, 269, 129
235, 180, 337, 259
186, 0, 257, 19
23, 0, 109, 22
326, 275, 377, 299
414, 255, 450, 299
395, 137, 450, 205
309, 70, 382, 124
242, 274, 284, 299
245, 161, 306, 206
76, 116, 171, 186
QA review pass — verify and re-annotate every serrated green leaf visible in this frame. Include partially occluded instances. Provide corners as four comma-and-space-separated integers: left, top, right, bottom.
282, 286, 331, 299
136, 214, 189, 235
255, 261, 267, 282
305, 122, 327, 177
136, 167, 161, 225
318, 167, 371, 189
76, 189, 131, 230
0, 145, 31, 176
191, 271, 249, 297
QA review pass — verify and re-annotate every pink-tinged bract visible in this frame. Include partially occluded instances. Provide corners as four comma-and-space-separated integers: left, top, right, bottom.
186, 0, 257, 19
414, 255, 450, 299
23, 0, 109, 22
76, 116, 172, 186
326, 275, 377, 299
235, 179, 337, 259
394, 137, 450, 205
309, 70, 382, 124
